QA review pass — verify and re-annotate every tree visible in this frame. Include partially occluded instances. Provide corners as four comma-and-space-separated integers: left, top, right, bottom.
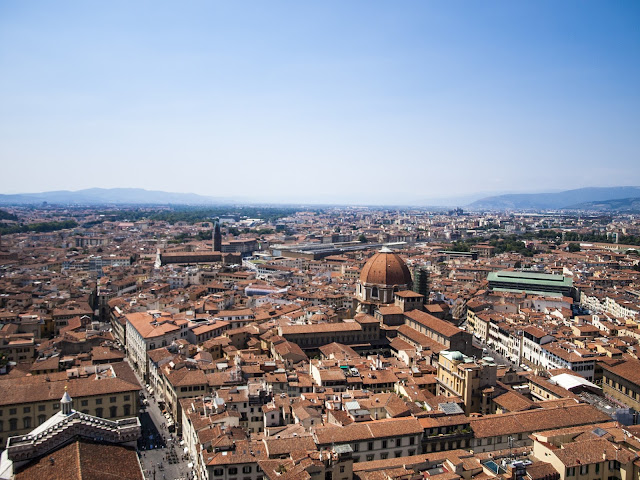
567, 243, 581, 252
358, 234, 368, 243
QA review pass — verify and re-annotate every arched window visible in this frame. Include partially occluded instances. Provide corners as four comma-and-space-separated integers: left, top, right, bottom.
95, 407, 104, 418
9, 419, 17, 431
110, 406, 118, 418
372, 286, 379, 299
37, 415, 46, 425
124, 404, 131, 416
23, 417, 31, 429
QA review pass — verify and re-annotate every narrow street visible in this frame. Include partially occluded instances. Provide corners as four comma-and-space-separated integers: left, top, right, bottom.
472, 336, 523, 371
126, 360, 196, 480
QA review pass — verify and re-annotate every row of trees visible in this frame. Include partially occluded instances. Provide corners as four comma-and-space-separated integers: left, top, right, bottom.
91, 206, 304, 225
447, 237, 536, 257
446, 229, 640, 257
0, 220, 78, 235
0, 209, 19, 221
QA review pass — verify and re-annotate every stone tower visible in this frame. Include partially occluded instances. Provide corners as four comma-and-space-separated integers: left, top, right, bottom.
213, 219, 222, 252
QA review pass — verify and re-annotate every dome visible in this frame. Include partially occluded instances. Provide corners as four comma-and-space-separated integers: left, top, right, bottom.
359, 248, 412, 287
450, 351, 464, 362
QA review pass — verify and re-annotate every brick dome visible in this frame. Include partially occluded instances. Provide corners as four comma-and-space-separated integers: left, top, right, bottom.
359, 248, 412, 287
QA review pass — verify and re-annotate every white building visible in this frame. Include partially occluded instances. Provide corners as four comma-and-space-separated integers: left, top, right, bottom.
125, 311, 188, 381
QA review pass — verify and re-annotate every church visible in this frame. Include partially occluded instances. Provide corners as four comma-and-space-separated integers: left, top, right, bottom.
355, 247, 423, 316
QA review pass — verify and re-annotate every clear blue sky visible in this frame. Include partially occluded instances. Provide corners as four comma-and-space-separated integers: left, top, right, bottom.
1, 1, 639, 204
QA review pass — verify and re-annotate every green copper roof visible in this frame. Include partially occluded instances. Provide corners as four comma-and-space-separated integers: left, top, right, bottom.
487, 270, 573, 287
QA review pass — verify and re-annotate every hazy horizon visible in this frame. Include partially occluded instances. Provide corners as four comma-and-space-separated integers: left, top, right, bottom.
1, 1, 639, 204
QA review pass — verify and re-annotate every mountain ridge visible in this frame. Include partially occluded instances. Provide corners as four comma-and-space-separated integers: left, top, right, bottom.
2, 186, 640, 209
565, 196, 640, 212
0, 188, 233, 205
467, 186, 640, 210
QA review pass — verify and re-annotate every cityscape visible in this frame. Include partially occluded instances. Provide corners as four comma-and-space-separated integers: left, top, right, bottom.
1, 202, 640, 480
1, 2, 640, 480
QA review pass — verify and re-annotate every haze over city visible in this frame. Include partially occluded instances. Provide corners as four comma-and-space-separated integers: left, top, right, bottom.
1, 1, 639, 204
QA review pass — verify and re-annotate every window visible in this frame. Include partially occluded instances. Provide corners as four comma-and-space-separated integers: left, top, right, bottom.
566, 467, 575, 477
409, 437, 415, 446
409, 449, 415, 456
96, 399, 102, 405
110, 396, 117, 403
23, 407, 30, 414
9, 409, 16, 415
242, 466, 251, 473
96, 408, 104, 417
0, 420, 2, 431
580, 465, 589, 475
81, 400, 88, 407
38, 405, 45, 412
394, 451, 402, 458
213, 468, 223, 476
124, 395, 130, 401
340, 466, 345, 473
38, 415, 46, 425
110, 406, 118, 418
352, 443, 359, 452
382, 440, 387, 449
396, 438, 402, 447
381, 453, 388, 460
368, 441, 374, 450
595, 464, 600, 474
228, 467, 238, 475
9, 419, 17, 431
366, 454, 374, 461
23, 417, 31, 429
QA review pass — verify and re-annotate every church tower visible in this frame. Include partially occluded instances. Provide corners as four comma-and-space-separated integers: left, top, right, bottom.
212, 219, 222, 252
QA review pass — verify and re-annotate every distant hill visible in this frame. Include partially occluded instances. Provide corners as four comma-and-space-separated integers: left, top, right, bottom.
467, 186, 640, 210
0, 188, 232, 206
565, 196, 640, 213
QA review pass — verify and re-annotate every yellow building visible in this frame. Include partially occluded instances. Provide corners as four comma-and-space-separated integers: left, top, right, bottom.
0, 362, 141, 449
532, 426, 636, 480
436, 350, 497, 415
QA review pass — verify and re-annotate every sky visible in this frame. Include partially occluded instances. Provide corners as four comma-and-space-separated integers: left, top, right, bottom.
1, 1, 639, 205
